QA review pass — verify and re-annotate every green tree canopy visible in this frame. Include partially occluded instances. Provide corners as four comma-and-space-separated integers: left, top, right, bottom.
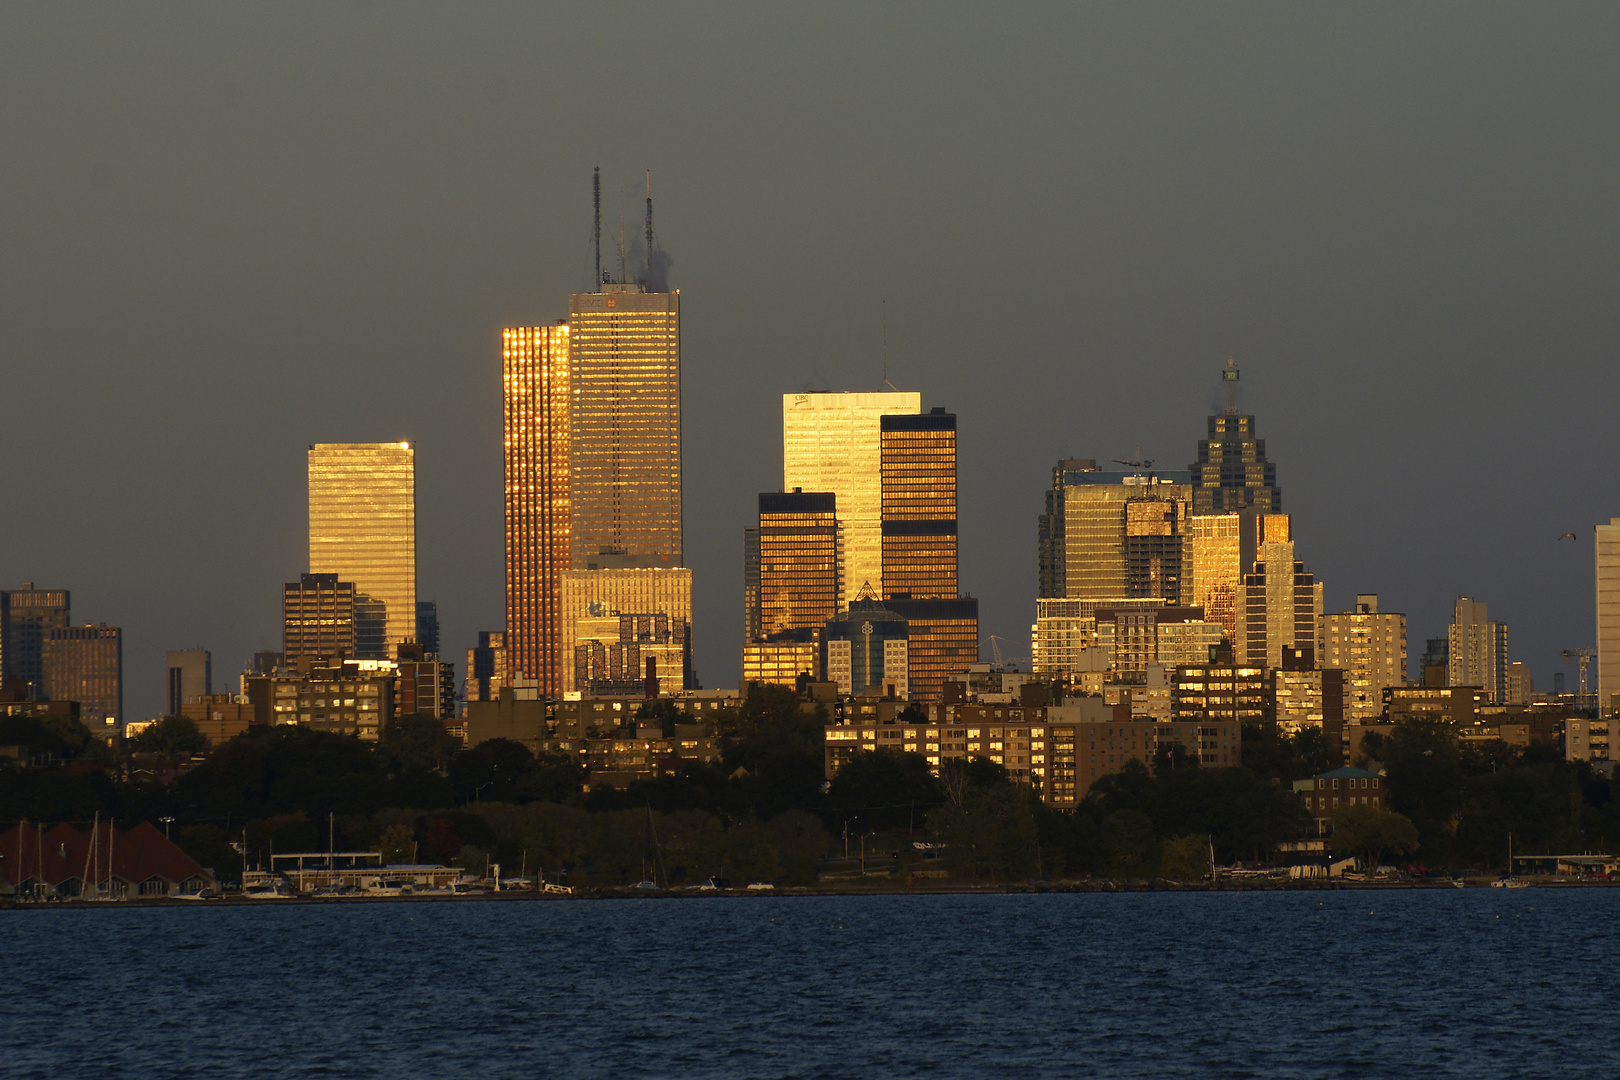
130, 715, 209, 757
1328, 804, 1419, 870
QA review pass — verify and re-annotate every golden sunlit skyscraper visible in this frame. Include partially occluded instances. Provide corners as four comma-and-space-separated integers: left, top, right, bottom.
567, 282, 681, 567
503, 323, 571, 693
881, 409, 958, 599
307, 442, 416, 654
783, 391, 921, 602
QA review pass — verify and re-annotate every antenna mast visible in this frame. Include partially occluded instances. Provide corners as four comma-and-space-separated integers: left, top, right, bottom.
593, 167, 602, 289
1222, 357, 1240, 415
880, 300, 897, 392
644, 170, 655, 277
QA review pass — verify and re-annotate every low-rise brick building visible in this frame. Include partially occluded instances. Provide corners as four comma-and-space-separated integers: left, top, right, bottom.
1294, 766, 1386, 836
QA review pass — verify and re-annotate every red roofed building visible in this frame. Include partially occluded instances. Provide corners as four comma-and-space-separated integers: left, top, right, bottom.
0, 820, 215, 899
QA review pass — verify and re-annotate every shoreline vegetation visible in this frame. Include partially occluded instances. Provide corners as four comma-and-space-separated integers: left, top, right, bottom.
6, 686, 1618, 897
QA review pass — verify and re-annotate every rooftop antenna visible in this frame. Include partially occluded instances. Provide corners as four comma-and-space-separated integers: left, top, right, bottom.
617, 211, 626, 285
1222, 357, 1240, 415
644, 170, 655, 280
593, 167, 602, 289
880, 300, 898, 392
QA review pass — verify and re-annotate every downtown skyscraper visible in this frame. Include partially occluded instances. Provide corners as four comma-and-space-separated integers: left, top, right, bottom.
783, 391, 921, 602
503, 323, 571, 694
307, 443, 417, 655
567, 283, 682, 567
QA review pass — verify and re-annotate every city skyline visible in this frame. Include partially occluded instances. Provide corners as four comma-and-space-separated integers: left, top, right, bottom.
4, 7, 1616, 719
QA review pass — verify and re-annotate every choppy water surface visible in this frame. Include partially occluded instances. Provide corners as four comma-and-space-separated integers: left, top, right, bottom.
4, 889, 1617, 1078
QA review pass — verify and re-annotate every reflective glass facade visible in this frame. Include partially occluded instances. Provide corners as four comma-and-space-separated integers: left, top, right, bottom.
42, 624, 122, 730
885, 597, 978, 704
0, 587, 71, 693
880, 410, 957, 600
567, 284, 681, 566
1040, 464, 1193, 603
308, 443, 416, 654
503, 324, 571, 693
1189, 512, 1254, 644
821, 598, 910, 697
560, 568, 692, 695
747, 491, 839, 640
1190, 413, 1282, 514
783, 392, 920, 602
1238, 529, 1321, 669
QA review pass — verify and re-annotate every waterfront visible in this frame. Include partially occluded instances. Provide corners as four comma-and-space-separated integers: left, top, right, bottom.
5, 890, 1617, 1078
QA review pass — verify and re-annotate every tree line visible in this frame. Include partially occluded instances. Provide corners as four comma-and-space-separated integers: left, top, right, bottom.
3, 688, 1616, 884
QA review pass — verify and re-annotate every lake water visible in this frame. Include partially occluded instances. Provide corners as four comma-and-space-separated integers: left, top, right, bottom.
4, 889, 1617, 1078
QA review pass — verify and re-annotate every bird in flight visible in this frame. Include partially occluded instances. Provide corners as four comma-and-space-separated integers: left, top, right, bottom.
1557, 533, 1578, 541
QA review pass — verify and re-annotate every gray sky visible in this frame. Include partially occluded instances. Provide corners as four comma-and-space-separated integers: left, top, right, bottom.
3, 3, 1617, 718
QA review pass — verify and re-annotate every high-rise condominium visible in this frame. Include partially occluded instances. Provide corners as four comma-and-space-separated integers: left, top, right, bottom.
783, 392, 921, 603
1038, 460, 1195, 603
568, 283, 681, 567
1189, 361, 1282, 515
1599, 519, 1620, 715
1449, 596, 1508, 703
308, 443, 417, 653
1320, 594, 1408, 722
503, 323, 571, 694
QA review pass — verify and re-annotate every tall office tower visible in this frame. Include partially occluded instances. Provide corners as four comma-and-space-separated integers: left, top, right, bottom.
465, 631, 508, 704
574, 614, 688, 696
308, 443, 417, 654
42, 624, 122, 732
742, 490, 839, 685
282, 574, 358, 661
503, 323, 571, 693
1038, 461, 1195, 602
164, 649, 211, 716
560, 567, 692, 695
1188, 513, 1257, 643
1598, 519, 1620, 716
1449, 596, 1508, 703
1238, 514, 1322, 669
0, 584, 71, 693
567, 284, 681, 567
1320, 594, 1408, 721
880, 409, 958, 600
745, 490, 841, 638
885, 596, 978, 703
415, 601, 440, 656
783, 391, 921, 602
1189, 360, 1282, 515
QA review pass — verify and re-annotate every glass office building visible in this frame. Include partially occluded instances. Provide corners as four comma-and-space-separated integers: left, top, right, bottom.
559, 567, 692, 695
567, 283, 681, 567
1189, 363, 1282, 515
282, 573, 359, 661
745, 490, 840, 641
0, 585, 71, 692
880, 409, 958, 601
1039, 463, 1194, 603
42, 624, 122, 731
884, 596, 978, 704
783, 391, 920, 603
503, 323, 572, 694
308, 443, 417, 655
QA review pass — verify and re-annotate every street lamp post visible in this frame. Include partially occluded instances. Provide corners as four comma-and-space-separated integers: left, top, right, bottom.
160, 816, 175, 841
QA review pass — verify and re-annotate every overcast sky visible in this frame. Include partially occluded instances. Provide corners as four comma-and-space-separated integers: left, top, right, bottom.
3, 4, 1617, 718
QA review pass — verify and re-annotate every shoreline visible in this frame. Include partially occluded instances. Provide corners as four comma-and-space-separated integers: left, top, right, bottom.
4, 876, 1612, 909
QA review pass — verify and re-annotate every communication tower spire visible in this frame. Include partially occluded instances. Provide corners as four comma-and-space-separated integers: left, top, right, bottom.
593, 166, 602, 289
1222, 357, 1240, 415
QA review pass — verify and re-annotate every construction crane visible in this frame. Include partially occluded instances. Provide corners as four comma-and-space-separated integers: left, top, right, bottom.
1561, 648, 1596, 710
987, 635, 1026, 672
1111, 444, 1154, 472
